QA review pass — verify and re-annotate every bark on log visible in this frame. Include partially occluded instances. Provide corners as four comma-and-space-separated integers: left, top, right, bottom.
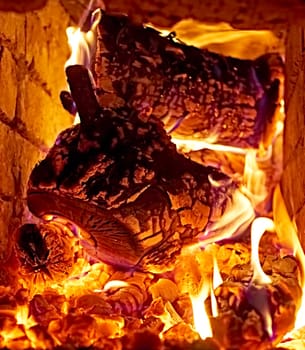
94, 13, 282, 149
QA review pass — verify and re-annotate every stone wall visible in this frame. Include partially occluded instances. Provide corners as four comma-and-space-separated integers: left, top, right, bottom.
0, 0, 73, 258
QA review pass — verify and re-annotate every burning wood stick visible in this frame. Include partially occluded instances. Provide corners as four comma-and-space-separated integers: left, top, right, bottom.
94, 12, 283, 149
27, 64, 254, 273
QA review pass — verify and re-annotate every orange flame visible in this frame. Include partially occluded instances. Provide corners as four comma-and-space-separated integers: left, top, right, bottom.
190, 281, 213, 339
147, 20, 284, 59
171, 136, 247, 154
273, 186, 305, 331
203, 189, 255, 244
65, 9, 101, 69
64, 8, 101, 125
15, 305, 36, 329
211, 255, 222, 317
242, 149, 268, 207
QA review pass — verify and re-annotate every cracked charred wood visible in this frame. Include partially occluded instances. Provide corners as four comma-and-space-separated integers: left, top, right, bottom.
186, 149, 245, 180
27, 65, 252, 273
211, 255, 302, 349
94, 12, 283, 149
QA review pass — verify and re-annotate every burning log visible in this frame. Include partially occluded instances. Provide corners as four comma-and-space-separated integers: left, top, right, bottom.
27, 64, 253, 273
94, 12, 283, 149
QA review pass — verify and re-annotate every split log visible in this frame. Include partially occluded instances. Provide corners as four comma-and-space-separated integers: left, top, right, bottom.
94, 12, 282, 149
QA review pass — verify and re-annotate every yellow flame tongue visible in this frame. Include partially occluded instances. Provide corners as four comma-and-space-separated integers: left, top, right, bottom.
147, 19, 284, 59
190, 281, 213, 340
65, 8, 101, 69
250, 217, 274, 285
273, 185, 305, 331
248, 217, 274, 339
211, 255, 222, 318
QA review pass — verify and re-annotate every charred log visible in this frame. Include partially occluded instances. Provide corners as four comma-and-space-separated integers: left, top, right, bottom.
94, 12, 282, 149
27, 65, 250, 273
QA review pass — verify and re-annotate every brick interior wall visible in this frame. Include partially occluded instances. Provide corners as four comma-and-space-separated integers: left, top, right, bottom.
0, 1, 73, 259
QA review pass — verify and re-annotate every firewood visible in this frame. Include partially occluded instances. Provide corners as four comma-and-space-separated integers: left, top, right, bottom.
27, 65, 251, 273
94, 12, 282, 149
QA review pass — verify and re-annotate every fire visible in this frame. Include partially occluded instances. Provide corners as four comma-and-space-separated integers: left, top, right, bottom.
273, 186, 305, 332
3, 5, 305, 350
172, 136, 248, 154
65, 8, 101, 69
202, 189, 255, 244
242, 149, 268, 207
250, 217, 274, 285
247, 217, 274, 339
211, 254, 222, 317
190, 281, 213, 340
147, 19, 284, 59
64, 8, 101, 124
